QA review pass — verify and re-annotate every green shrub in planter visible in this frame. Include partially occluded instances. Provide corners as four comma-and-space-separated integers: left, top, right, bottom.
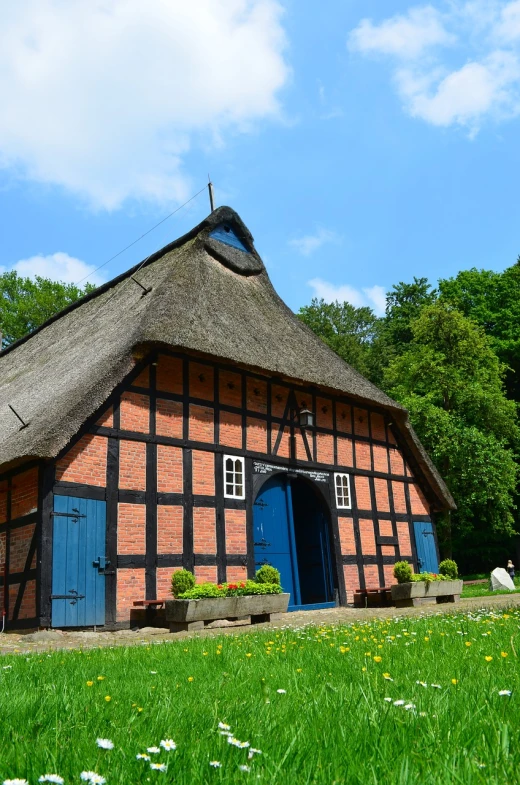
178, 582, 224, 599
439, 559, 458, 580
171, 569, 196, 597
177, 580, 282, 600
393, 561, 413, 584
255, 565, 281, 585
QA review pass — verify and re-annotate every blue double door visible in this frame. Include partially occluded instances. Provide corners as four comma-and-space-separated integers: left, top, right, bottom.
413, 521, 439, 574
51, 496, 107, 627
253, 475, 335, 610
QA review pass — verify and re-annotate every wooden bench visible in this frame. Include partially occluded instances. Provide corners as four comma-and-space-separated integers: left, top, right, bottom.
133, 600, 167, 609
354, 587, 393, 607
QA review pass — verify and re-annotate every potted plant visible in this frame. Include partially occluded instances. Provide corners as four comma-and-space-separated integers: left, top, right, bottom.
165, 566, 290, 632
390, 560, 463, 608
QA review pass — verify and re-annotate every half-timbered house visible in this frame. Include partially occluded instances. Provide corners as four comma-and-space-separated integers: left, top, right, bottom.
0, 207, 455, 629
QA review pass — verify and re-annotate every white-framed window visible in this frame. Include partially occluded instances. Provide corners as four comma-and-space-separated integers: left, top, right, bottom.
334, 473, 351, 509
224, 455, 245, 499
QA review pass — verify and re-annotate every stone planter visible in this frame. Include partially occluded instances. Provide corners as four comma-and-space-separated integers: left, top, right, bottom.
391, 580, 463, 608
165, 593, 290, 632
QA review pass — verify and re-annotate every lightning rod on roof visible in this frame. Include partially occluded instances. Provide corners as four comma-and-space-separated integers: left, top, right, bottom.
208, 176, 215, 212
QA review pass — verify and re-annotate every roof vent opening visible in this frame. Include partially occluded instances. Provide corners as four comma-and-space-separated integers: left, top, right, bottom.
208, 223, 250, 253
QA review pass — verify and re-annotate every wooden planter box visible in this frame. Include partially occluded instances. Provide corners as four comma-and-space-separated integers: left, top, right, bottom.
165, 593, 290, 632
391, 580, 463, 608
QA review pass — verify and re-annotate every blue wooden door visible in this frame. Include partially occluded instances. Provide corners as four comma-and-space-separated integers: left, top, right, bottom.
413, 521, 439, 574
51, 496, 106, 627
253, 475, 299, 606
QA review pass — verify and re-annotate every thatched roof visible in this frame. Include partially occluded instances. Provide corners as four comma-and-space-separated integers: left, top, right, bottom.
0, 207, 454, 509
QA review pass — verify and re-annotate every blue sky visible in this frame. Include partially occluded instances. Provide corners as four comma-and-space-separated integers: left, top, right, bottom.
2, 0, 520, 316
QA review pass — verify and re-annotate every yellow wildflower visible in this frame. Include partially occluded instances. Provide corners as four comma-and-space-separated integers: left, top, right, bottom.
97, 676, 105, 681
451, 679, 458, 685
86, 681, 94, 687
104, 696, 111, 702
485, 656, 493, 662
465, 642, 472, 647
501, 652, 508, 658
188, 676, 194, 682
373, 656, 382, 663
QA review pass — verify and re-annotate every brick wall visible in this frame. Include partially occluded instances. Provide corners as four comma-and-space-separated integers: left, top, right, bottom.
355, 441, 371, 471
56, 436, 107, 487
372, 444, 388, 474
189, 404, 214, 443
337, 437, 353, 468
193, 508, 216, 552
246, 378, 267, 413
355, 476, 371, 511
343, 564, 360, 603
397, 522, 412, 557
117, 503, 145, 554
156, 399, 183, 438
195, 565, 217, 583
374, 478, 390, 512
219, 371, 242, 407
359, 519, 376, 555
192, 451, 215, 496
409, 483, 429, 515
392, 482, 408, 514
9, 524, 36, 572
11, 467, 38, 519
353, 408, 369, 438
156, 355, 183, 394
316, 433, 334, 465
157, 445, 183, 493
227, 566, 247, 583
119, 440, 146, 490
247, 418, 267, 453
120, 392, 149, 433
117, 568, 145, 621
157, 506, 183, 553
220, 411, 242, 448
156, 566, 174, 599
225, 509, 247, 554
0, 480, 7, 524
189, 363, 214, 401
336, 405, 352, 433
338, 517, 356, 554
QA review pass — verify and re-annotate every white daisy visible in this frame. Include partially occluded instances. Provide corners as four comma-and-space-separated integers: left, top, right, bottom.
416, 681, 427, 688
218, 722, 231, 730
393, 700, 405, 706
404, 703, 416, 711
80, 774, 106, 785
499, 690, 512, 696
3, 780, 29, 785
150, 763, 167, 772
150, 671, 157, 674
160, 739, 176, 751
384, 697, 392, 703
276, 689, 286, 694
136, 754, 151, 761
96, 738, 114, 750
219, 730, 233, 737
238, 765, 251, 772
39, 776, 64, 784
209, 762, 222, 768
147, 746, 161, 754
431, 684, 442, 689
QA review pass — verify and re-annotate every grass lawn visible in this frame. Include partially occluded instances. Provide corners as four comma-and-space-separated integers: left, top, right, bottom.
1, 608, 520, 785
461, 576, 520, 599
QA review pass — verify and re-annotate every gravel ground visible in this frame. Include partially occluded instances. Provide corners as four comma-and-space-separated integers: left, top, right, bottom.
1, 593, 519, 656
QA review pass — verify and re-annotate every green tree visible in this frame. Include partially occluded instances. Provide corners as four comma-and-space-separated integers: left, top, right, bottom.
384, 303, 519, 558
384, 277, 437, 353
298, 298, 382, 380
0, 271, 95, 349
439, 261, 520, 401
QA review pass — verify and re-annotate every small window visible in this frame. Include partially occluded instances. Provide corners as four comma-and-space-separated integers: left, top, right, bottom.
224, 455, 245, 499
334, 473, 351, 509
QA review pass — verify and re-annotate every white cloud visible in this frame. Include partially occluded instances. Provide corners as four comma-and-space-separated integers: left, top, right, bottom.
0, 1, 289, 209
289, 228, 340, 256
398, 51, 520, 128
307, 278, 386, 316
348, 6, 453, 60
8, 252, 105, 287
495, 0, 520, 41
348, 2, 520, 132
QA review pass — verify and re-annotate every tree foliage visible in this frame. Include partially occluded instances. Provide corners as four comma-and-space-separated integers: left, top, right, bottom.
0, 270, 95, 349
298, 298, 382, 380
